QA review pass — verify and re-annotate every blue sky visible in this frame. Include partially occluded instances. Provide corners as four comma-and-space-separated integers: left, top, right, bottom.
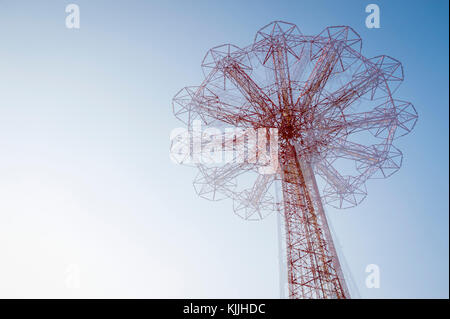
0, 0, 448, 298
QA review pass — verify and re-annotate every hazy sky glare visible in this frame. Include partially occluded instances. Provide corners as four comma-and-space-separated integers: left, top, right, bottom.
0, 0, 448, 298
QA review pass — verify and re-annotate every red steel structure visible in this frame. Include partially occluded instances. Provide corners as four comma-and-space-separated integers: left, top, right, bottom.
172, 21, 417, 299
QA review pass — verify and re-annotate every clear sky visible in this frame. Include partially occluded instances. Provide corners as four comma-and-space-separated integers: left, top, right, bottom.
0, 0, 448, 298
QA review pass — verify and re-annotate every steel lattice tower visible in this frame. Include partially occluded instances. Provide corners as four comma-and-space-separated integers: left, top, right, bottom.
172, 21, 417, 299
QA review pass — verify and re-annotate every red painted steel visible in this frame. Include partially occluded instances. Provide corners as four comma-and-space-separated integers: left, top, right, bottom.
172, 21, 417, 298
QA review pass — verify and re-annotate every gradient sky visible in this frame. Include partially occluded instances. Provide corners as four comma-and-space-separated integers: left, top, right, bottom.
0, 0, 448, 298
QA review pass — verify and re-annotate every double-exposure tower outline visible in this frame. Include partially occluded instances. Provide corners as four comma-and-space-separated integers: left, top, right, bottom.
172, 21, 417, 299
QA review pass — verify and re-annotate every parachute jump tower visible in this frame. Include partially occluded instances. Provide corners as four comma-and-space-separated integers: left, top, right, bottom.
172, 21, 417, 299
